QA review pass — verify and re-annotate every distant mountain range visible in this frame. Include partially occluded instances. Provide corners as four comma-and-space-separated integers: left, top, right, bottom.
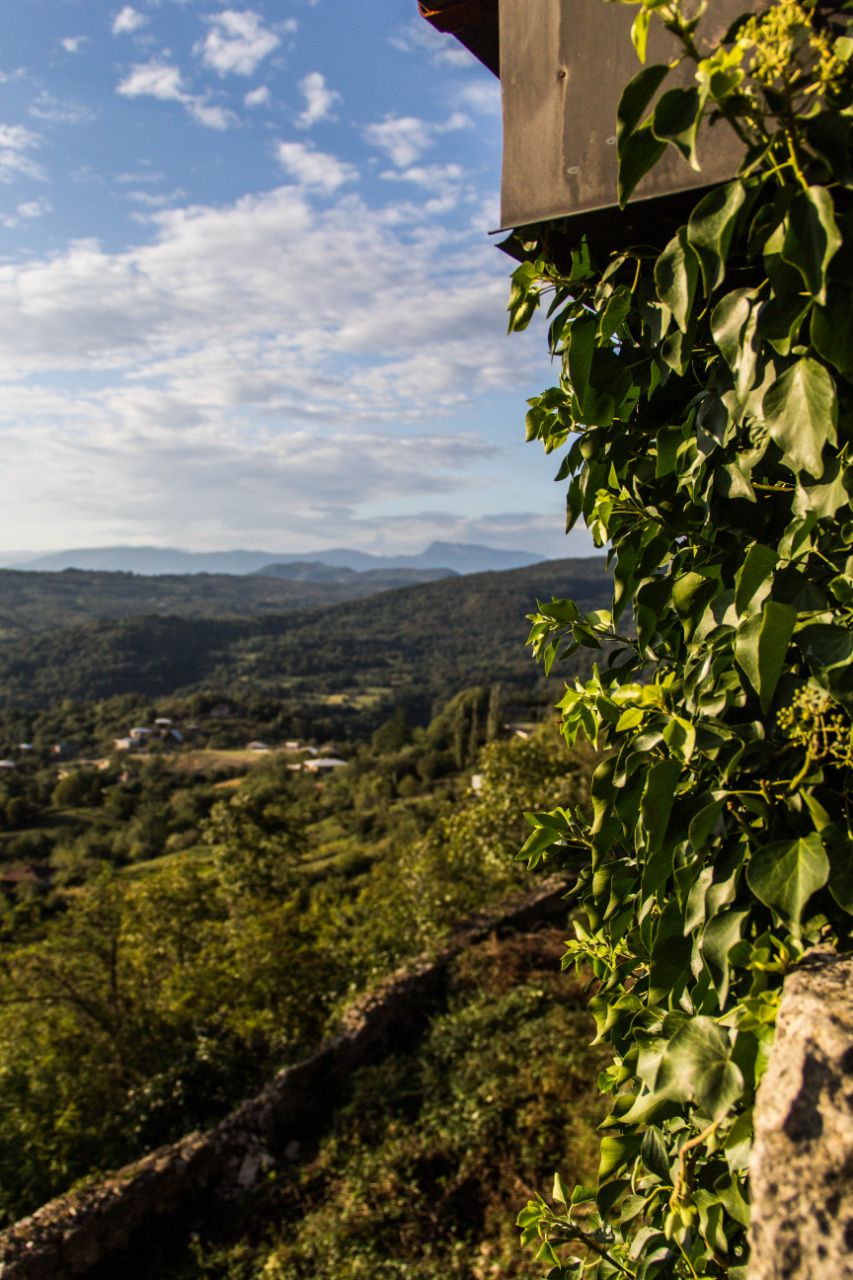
4, 541, 545, 577
0, 556, 610, 711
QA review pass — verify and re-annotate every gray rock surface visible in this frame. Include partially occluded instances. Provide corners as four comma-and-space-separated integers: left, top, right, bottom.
748, 948, 853, 1280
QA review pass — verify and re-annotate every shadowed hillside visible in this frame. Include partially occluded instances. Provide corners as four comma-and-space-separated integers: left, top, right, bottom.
0, 557, 609, 710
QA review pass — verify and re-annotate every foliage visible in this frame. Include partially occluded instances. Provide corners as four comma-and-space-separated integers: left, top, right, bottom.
0, 730, 593, 1224
507, 2, 853, 1275
166, 931, 608, 1280
0, 559, 609, 713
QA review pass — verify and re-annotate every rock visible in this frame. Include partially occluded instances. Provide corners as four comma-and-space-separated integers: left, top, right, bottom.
748, 948, 853, 1280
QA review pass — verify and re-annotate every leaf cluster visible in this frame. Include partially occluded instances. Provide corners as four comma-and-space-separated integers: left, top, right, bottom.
508, 2, 853, 1275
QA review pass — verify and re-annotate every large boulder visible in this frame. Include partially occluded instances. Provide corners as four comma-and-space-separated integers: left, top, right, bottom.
748, 948, 853, 1279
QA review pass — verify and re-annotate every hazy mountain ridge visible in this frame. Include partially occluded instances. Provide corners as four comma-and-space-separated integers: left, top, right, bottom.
0, 564, 457, 640
8, 540, 545, 577
0, 557, 610, 711
252, 562, 456, 587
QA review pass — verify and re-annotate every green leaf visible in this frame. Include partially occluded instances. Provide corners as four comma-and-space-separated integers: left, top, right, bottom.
711, 289, 753, 370
631, 6, 651, 63
567, 317, 596, 410
651, 87, 703, 168
781, 187, 841, 306
827, 831, 853, 915
655, 229, 699, 333
640, 758, 682, 852
599, 1133, 643, 1181
618, 123, 667, 207
617, 63, 670, 136
747, 834, 830, 931
734, 543, 776, 618
702, 909, 749, 1005
810, 290, 853, 378
723, 1112, 754, 1175
687, 182, 747, 294
762, 358, 838, 478
734, 600, 796, 711
641, 1126, 672, 1182
655, 1017, 743, 1120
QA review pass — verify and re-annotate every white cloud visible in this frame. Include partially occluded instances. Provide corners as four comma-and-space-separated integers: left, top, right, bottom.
456, 81, 501, 116
112, 6, 147, 35
388, 19, 477, 69
244, 85, 270, 108
0, 124, 40, 151
0, 183, 548, 552
29, 92, 95, 125
126, 188, 185, 209
363, 112, 469, 168
196, 10, 280, 77
188, 100, 232, 130
17, 198, 50, 218
380, 163, 468, 215
0, 123, 45, 184
296, 71, 340, 129
363, 115, 429, 169
276, 142, 356, 192
61, 36, 89, 54
116, 61, 234, 129
0, 196, 52, 229
118, 60, 184, 101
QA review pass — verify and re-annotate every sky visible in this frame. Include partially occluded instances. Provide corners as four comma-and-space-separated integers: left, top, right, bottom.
0, 0, 590, 559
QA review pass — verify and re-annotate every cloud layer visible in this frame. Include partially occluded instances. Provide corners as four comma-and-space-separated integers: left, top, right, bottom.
0, 176, 555, 551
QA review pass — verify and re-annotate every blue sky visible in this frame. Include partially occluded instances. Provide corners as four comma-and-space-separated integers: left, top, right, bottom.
0, 0, 590, 558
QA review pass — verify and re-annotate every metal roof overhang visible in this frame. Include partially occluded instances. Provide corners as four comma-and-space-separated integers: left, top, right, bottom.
418, 0, 500, 76
420, 0, 753, 237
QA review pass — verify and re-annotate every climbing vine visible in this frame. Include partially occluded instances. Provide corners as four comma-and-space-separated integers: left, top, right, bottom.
509, 1, 853, 1275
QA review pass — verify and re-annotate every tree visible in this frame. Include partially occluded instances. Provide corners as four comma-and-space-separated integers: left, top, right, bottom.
508, 2, 853, 1274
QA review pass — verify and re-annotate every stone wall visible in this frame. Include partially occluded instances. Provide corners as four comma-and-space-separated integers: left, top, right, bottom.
748, 948, 853, 1280
0, 879, 570, 1280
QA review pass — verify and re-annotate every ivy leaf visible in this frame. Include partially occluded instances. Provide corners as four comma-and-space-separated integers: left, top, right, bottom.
711, 289, 753, 370
617, 63, 671, 137
650, 87, 703, 169
567, 317, 596, 411
734, 543, 777, 618
782, 187, 841, 306
599, 1133, 643, 1181
655, 229, 699, 334
747, 834, 830, 932
734, 600, 796, 711
641, 1126, 672, 1182
655, 1017, 743, 1120
640, 758, 682, 852
826, 830, 853, 915
631, 6, 651, 63
702, 909, 749, 1005
618, 123, 667, 207
761, 358, 837, 478
810, 289, 853, 378
687, 182, 747, 294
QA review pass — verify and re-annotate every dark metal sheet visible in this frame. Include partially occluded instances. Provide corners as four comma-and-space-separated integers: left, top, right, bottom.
498, 0, 757, 229
419, 0, 500, 75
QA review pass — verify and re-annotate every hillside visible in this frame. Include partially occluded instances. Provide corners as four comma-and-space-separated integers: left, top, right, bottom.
0, 557, 609, 712
0, 565, 450, 641
252, 562, 455, 588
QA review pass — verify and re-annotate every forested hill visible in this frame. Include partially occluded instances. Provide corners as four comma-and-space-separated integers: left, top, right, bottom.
0, 556, 609, 711
0, 565, 455, 641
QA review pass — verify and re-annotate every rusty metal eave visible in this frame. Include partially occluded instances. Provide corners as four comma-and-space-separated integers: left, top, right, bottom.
419, 0, 500, 76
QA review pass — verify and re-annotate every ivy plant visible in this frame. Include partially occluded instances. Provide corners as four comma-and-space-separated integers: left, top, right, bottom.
508, 2, 853, 1276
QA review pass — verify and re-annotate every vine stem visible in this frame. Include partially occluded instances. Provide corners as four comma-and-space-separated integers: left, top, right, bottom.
670, 1120, 720, 1210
